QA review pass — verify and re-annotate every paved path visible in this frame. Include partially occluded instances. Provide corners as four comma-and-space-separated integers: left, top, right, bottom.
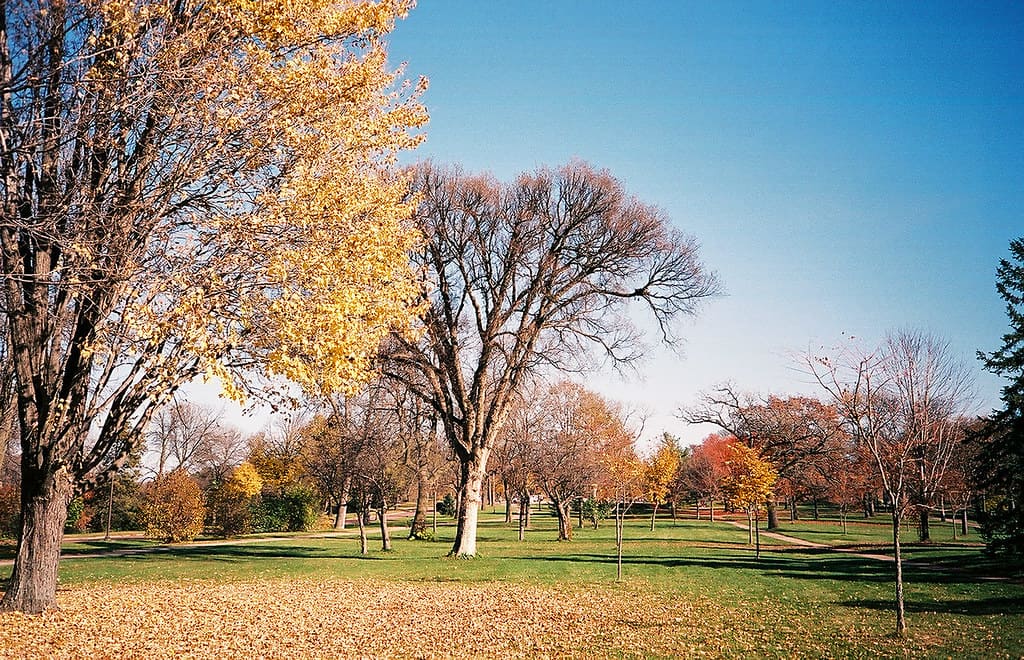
724, 520, 895, 562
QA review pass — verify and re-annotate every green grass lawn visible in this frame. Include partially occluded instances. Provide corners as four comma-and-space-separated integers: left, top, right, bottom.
3, 507, 1023, 657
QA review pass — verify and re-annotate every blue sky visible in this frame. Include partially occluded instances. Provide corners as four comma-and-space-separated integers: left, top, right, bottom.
380, 1, 1023, 445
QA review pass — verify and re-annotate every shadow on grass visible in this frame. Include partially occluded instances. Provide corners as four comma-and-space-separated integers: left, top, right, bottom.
839, 596, 1024, 616
534, 548, 1016, 587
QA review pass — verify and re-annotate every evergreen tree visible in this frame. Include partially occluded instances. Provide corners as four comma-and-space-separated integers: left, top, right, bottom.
976, 237, 1024, 556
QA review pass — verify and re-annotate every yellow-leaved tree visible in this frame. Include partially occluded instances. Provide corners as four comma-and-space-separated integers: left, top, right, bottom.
0, 0, 426, 612
642, 433, 682, 531
722, 443, 777, 559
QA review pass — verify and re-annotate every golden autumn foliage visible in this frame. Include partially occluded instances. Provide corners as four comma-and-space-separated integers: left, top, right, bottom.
141, 471, 206, 543
722, 443, 777, 513
223, 462, 263, 500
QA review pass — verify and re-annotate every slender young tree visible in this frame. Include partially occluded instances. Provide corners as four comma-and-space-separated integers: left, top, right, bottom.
808, 330, 974, 636
388, 161, 719, 557
0, 0, 426, 612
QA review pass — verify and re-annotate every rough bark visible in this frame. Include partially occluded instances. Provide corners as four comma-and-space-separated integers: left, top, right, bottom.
450, 454, 487, 557
917, 507, 931, 542
0, 467, 74, 613
554, 501, 573, 541
408, 469, 429, 540
766, 500, 779, 530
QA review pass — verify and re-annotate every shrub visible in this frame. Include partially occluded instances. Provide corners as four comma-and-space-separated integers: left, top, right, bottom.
436, 493, 457, 518
65, 497, 91, 533
252, 485, 319, 533
141, 471, 205, 543
208, 463, 264, 537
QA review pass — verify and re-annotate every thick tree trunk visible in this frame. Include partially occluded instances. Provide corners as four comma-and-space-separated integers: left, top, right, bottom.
450, 449, 488, 557
334, 477, 351, 530
555, 501, 572, 541
892, 512, 907, 636
917, 507, 931, 542
1, 467, 74, 613
766, 500, 779, 530
408, 469, 429, 540
378, 504, 391, 551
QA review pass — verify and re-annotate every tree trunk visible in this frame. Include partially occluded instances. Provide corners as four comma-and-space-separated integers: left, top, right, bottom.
334, 477, 351, 530
357, 505, 368, 555
766, 499, 779, 530
709, 499, 715, 523
577, 498, 583, 529
408, 469, 429, 540
754, 509, 761, 559
378, 503, 391, 551
746, 510, 754, 544
892, 512, 907, 636
695, 498, 701, 521
670, 501, 677, 524
518, 494, 528, 541
615, 501, 624, 581
504, 492, 512, 525
917, 507, 931, 542
791, 498, 798, 521
649, 502, 658, 531
812, 498, 819, 520
961, 508, 969, 536
104, 476, 115, 542
1, 467, 74, 613
555, 501, 572, 541
450, 449, 489, 557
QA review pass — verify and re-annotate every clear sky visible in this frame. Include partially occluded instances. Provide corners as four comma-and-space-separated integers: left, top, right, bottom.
202, 1, 1023, 446
383, 0, 1023, 445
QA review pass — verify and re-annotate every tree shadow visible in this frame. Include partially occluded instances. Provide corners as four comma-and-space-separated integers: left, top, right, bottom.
839, 596, 1024, 616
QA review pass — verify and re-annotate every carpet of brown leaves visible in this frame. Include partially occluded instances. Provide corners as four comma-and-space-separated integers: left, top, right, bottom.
0, 577, 721, 659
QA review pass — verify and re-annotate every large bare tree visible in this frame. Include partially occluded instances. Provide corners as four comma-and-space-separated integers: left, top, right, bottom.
807, 330, 974, 636
387, 161, 719, 556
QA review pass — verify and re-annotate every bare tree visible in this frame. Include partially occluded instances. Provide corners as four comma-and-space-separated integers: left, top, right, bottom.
387, 161, 719, 556
146, 400, 223, 479
807, 330, 975, 636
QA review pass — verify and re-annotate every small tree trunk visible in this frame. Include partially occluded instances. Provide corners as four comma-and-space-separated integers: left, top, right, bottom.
961, 508, 969, 536
615, 501, 624, 581
695, 497, 701, 521
2, 467, 75, 613
518, 495, 527, 542
432, 489, 437, 535
892, 511, 907, 636
791, 498, 798, 521
766, 499, 779, 530
746, 510, 754, 544
649, 502, 658, 531
504, 492, 512, 525
939, 496, 947, 522
812, 498, 819, 520
378, 503, 391, 551
104, 476, 115, 542
670, 500, 677, 524
754, 509, 761, 560
709, 499, 715, 523
450, 449, 489, 557
577, 498, 583, 529
357, 504, 368, 555
951, 514, 958, 539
